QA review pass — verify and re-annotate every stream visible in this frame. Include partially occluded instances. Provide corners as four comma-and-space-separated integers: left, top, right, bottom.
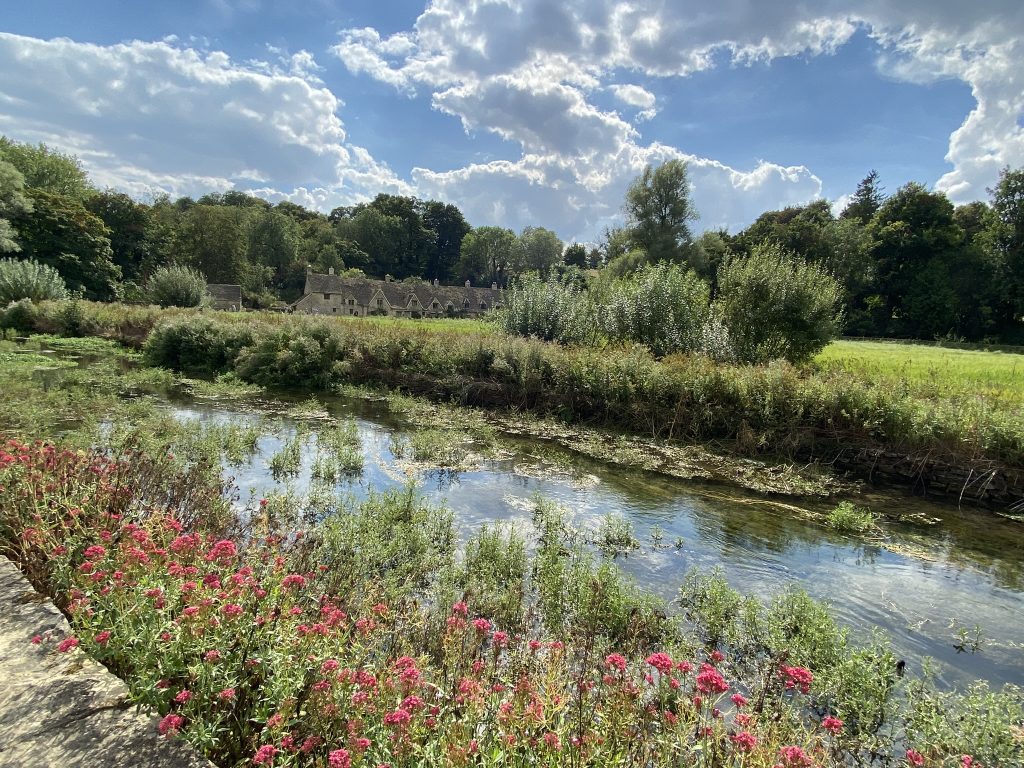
161, 390, 1024, 693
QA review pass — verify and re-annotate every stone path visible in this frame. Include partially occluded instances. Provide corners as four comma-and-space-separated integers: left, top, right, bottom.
0, 557, 213, 768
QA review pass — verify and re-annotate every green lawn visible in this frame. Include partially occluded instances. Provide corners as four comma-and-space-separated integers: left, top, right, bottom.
328, 313, 495, 335
817, 339, 1024, 408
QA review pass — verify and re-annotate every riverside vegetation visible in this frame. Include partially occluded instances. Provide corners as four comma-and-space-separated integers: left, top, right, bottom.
0, 334, 1021, 767
4, 298, 1024, 482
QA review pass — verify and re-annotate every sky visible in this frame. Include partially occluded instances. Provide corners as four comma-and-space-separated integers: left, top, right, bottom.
0, 1, 1021, 243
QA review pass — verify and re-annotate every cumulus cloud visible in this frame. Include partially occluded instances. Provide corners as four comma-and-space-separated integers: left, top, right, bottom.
332, 0, 1024, 236
0, 32, 404, 205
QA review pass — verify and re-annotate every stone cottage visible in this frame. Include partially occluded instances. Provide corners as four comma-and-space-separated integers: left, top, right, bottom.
292, 269, 503, 318
206, 284, 243, 310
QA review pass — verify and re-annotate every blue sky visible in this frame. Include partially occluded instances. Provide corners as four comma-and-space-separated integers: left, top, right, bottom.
1, 1, 1021, 242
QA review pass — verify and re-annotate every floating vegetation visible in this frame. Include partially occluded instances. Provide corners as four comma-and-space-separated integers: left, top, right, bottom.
594, 513, 640, 556
826, 501, 881, 534
311, 418, 363, 480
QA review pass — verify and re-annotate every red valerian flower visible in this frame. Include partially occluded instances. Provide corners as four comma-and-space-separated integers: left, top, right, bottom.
472, 618, 491, 633
777, 746, 814, 767
282, 574, 306, 590
252, 745, 278, 765
730, 731, 757, 752
158, 713, 184, 736
696, 663, 729, 694
906, 749, 925, 767
822, 715, 843, 734
645, 652, 674, 675
780, 665, 814, 694
605, 653, 627, 672
57, 637, 79, 653
731, 693, 748, 708
328, 748, 352, 768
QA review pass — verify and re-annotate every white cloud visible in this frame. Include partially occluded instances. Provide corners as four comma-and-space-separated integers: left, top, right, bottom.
0, 32, 402, 206
332, 0, 1024, 236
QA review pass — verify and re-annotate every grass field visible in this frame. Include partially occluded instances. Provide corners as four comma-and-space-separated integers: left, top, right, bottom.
817, 339, 1024, 408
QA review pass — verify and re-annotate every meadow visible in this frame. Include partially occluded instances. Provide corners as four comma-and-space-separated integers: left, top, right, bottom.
819, 340, 1024, 409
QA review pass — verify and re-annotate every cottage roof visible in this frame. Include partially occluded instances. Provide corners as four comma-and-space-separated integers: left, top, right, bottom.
206, 284, 242, 303
303, 273, 502, 310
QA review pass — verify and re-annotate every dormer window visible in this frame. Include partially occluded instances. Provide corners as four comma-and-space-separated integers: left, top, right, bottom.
376, 298, 384, 308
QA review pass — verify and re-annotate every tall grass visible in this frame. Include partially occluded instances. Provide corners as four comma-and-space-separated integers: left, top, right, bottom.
5, 300, 1024, 473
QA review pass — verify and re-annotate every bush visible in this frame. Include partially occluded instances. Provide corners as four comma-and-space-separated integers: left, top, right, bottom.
146, 265, 208, 308
0, 258, 68, 304
717, 242, 843, 364
494, 272, 594, 344
601, 262, 710, 357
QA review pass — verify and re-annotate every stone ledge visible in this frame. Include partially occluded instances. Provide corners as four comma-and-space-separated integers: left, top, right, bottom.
0, 557, 214, 768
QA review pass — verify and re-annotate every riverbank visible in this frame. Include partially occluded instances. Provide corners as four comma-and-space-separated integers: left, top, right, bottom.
4, 299, 1024, 507
0, 557, 214, 768
1, 433, 1020, 767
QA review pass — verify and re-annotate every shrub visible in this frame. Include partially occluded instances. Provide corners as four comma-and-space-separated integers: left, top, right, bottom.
0, 258, 68, 304
717, 242, 843, 364
494, 273, 594, 345
601, 261, 710, 357
146, 265, 208, 308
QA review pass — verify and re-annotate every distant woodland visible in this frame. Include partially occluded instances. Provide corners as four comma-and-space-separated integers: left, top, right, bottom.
1, 135, 1022, 343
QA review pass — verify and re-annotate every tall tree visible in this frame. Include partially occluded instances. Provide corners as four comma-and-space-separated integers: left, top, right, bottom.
989, 166, 1024, 326
172, 205, 251, 284
11, 189, 120, 299
518, 226, 563, 276
869, 183, 963, 338
0, 159, 32, 253
841, 170, 885, 224
86, 191, 153, 281
423, 201, 470, 282
459, 227, 520, 286
0, 137, 94, 202
624, 159, 698, 264
564, 242, 588, 268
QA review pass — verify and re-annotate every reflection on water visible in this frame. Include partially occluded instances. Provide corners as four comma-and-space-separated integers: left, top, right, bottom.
168, 393, 1024, 691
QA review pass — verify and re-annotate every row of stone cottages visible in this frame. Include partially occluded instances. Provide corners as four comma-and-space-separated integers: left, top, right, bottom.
207, 269, 504, 318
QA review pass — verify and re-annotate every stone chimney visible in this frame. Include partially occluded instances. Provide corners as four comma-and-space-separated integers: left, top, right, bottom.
385, 274, 393, 282
328, 267, 335, 275
306, 264, 312, 274
491, 282, 498, 290
433, 278, 439, 286
465, 279, 471, 288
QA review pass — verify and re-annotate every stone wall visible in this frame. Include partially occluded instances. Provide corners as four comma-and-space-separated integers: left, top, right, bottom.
829, 447, 1024, 509
0, 558, 214, 768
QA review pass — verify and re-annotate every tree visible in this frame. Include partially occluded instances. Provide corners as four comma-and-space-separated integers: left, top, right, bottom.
841, 170, 885, 224
989, 166, 1024, 326
716, 242, 843, 364
10, 189, 120, 300
366, 194, 434, 279
0, 258, 68, 303
0, 159, 32, 253
624, 159, 698, 263
459, 227, 520, 286
518, 226, 563, 276
248, 209, 300, 285
0, 137, 94, 202
869, 183, 963, 338
564, 242, 588, 268
172, 204, 251, 285
423, 201, 470, 282
86, 191, 153, 281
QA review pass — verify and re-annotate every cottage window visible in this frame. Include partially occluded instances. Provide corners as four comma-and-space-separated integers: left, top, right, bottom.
324, 293, 332, 300
432, 301, 439, 309
348, 298, 354, 305
376, 298, 384, 308
480, 302, 487, 310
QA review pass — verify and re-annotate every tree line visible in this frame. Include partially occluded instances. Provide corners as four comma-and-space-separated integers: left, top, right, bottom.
1, 134, 1022, 342
605, 163, 1024, 344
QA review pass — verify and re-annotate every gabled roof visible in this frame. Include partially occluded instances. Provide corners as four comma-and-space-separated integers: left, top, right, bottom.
206, 284, 242, 303
303, 273, 502, 310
